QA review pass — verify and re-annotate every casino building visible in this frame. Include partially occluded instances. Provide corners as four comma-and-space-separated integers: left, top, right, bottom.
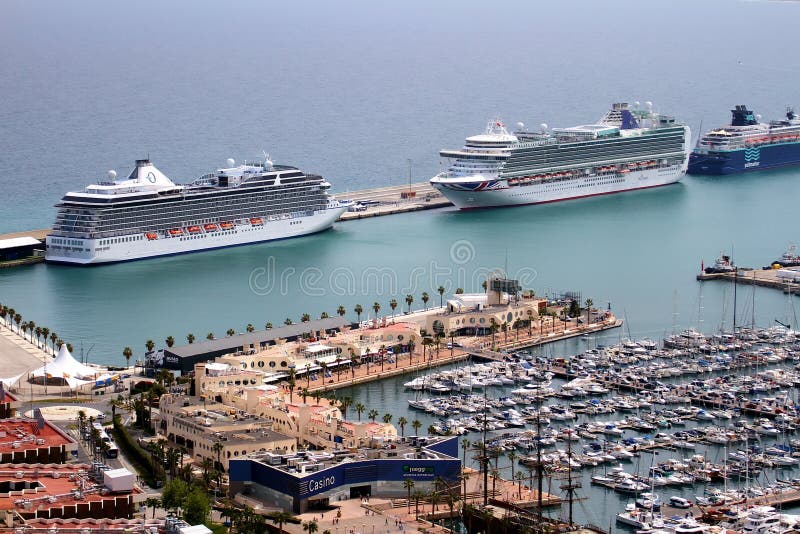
229, 436, 461, 513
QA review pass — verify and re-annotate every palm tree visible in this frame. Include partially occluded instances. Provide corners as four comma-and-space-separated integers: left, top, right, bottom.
284, 318, 293, 325
585, 298, 594, 327
301, 313, 311, 323
226, 328, 235, 337
27, 320, 35, 342
34, 326, 42, 348
49, 332, 58, 354
421, 291, 430, 310
144, 496, 162, 519
412, 419, 422, 435
398, 416, 408, 437
501, 321, 508, 344
354, 304, 363, 323
300, 387, 309, 403
383, 413, 392, 425
489, 318, 498, 347
287, 368, 296, 402
368, 409, 378, 422
270, 511, 295, 534
336, 305, 346, 318
403, 479, 415, 512
527, 309, 534, 336
405, 294, 414, 313
13, 313, 21, 333
507, 449, 518, 488
438, 285, 445, 308
372, 301, 380, 319
302, 519, 319, 534
355, 402, 365, 421
165, 336, 175, 347
389, 298, 398, 320
320, 311, 329, 319
337, 396, 353, 420
41, 327, 50, 350
186, 333, 195, 344
206, 332, 214, 340
146, 339, 155, 353
123, 347, 133, 369
516, 472, 524, 499
246, 323, 255, 333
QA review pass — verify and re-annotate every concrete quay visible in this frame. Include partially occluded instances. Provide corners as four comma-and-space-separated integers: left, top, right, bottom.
697, 267, 800, 295
336, 182, 452, 221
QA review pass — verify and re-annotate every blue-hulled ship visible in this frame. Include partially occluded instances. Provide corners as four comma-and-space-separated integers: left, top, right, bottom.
688, 105, 800, 175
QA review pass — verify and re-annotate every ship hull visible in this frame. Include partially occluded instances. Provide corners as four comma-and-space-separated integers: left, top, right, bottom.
688, 142, 800, 175
45, 207, 346, 265
431, 165, 684, 210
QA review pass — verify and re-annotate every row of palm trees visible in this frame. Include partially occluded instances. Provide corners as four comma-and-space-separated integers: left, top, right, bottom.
0, 303, 69, 355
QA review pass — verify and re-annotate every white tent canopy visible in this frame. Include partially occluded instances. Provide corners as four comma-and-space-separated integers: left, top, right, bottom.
0, 373, 24, 388
31, 345, 102, 380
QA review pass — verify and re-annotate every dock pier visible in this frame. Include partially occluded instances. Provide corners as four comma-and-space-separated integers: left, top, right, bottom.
697, 268, 800, 295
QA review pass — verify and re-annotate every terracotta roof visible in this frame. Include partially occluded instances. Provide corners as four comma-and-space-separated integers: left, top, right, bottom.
0, 419, 75, 452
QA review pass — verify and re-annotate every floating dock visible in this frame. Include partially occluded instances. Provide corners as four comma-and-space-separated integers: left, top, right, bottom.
697, 267, 800, 295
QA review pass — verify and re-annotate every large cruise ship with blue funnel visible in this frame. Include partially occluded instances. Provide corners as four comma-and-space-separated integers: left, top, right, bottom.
688, 105, 800, 175
430, 102, 690, 210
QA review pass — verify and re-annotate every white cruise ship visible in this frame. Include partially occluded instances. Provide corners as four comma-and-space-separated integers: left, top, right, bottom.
430, 102, 690, 209
46, 158, 348, 265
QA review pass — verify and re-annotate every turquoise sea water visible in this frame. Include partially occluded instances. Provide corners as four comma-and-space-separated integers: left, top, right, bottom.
4, 0, 800, 529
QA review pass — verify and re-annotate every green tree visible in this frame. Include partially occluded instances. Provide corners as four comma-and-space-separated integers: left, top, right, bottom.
49, 331, 58, 354
339, 396, 353, 419
182, 486, 211, 525
354, 304, 363, 323
161, 478, 189, 512
226, 328, 235, 337
246, 323, 255, 333
355, 402, 365, 422
405, 294, 414, 313
585, 298, 594, 326
438, 285, 446, 308
302, 519, 319, 534
206, 332, 214, 340
186, 333, 195, 344
269, 511, 295, 534
421, 291, 430, 310
368, 409, 379, 422
145, 339, 155, 353
403, 479, 415, 512
301, 313, 311, 323
372, 302, 381, 319
412, 419, 422, 435
397, 416, 408, 437
337, 305, 346, 317
165, 336, 175, 348
383, 413, 392, 424
122, 347, 133, 369
389, 298, 398, 319
284, 317, 293, 325
144, 496, 162, 519
265, 322, 273, 330
320, 311, 330, 319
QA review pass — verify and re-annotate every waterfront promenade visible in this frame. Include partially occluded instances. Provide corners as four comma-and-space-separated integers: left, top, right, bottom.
300, 314, 621, 394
